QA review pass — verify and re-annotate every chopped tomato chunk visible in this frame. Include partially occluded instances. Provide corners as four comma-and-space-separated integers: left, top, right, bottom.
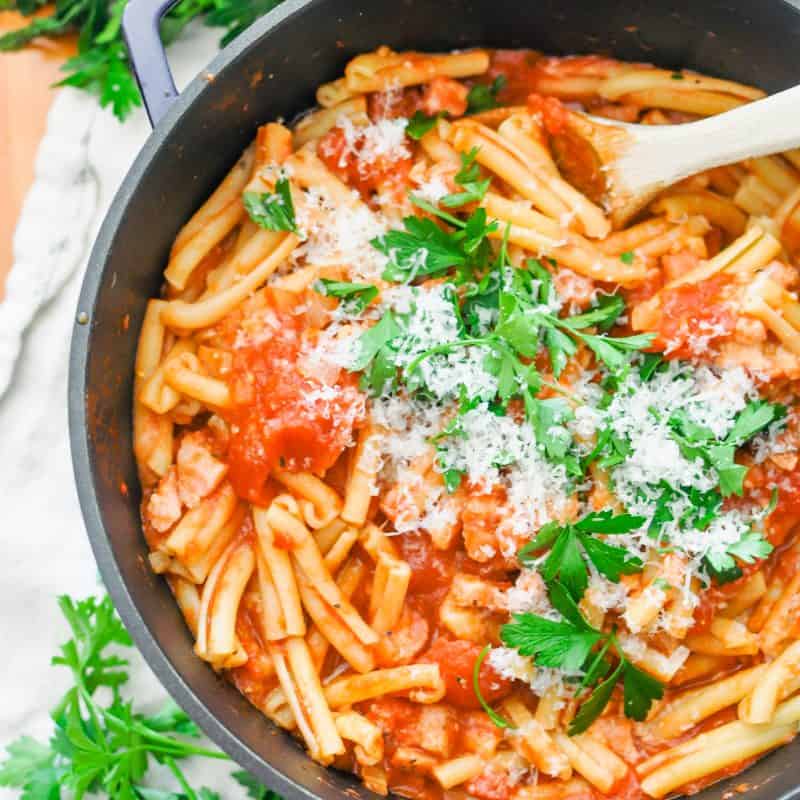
318, 125, 412, 201
421, 77, 468, 117
421, 638, 512, 709
223, 301, 364, 504
654, 274, 736, 359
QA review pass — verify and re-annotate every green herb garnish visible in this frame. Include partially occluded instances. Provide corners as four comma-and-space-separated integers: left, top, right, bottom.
314, 279, 378, 314
243, 178, 298, 233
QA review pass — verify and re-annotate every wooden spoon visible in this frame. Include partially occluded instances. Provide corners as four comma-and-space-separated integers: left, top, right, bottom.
568, 84, 800, 228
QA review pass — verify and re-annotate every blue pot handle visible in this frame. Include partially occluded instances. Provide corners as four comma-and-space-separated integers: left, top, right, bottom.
122, 0, 181, 126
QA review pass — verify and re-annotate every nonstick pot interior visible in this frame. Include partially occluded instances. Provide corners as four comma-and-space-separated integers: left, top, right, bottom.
70, 1, 800, 797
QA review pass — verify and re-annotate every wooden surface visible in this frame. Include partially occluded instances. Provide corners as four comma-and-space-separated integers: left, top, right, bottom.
0, 12, 76, 299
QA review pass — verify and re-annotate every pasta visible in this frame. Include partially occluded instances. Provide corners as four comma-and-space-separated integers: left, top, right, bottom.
135, 45, 800, 800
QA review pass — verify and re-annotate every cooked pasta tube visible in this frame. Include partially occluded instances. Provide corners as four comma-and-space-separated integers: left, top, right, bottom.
294, 96, 369, 147
341, 425, 381, 526
161, 234, 298, 330
314, 518, 348, 555
295, 566, 376, 673
739, 641, 800, 723
431, 755, 484, 790
759, 572, 800, 655
720, 571, 767, 618
161, 483, 238, 563
306, 556, 366, 670
195, 539, 254, 668
272, 469, 343, 529
324, 664, 445, 708
482, 193, 646, 284
647, 664, 767, 740
252, 505, 306, 638
162, 352, 231, 408
551, 732, 624, 794
734, 175, 783, 217
133, 300, 173, 482
661, 225, 780, 289
335, 711, 384, 766
599, 68, 763, 104
369, 551, 411, 635
747, 155, 800, 196
266, 501, 378, 645
651, 191, 748, 237
322, 526, 359, 574
504, 697, 571, 779
638, 697, 800, 798
169, 576, 201, 636
344, 48, 489, 93
268, 639, 344, 764
139, 339, 195, 414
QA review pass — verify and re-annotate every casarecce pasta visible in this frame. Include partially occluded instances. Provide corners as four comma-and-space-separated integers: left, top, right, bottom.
134, 46, 800, 799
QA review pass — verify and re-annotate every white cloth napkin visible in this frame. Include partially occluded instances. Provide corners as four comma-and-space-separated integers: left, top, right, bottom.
0, 23, 250, 798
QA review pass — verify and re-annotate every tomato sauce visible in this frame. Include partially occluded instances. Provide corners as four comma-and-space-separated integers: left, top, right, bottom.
653, 275, 736, 358
318, 126, 413, 202
223, 301, 365, 505
421, 638, 512, 709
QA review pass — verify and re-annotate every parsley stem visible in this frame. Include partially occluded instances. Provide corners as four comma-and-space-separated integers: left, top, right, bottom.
164, 755, 198, 800
409, 194, 467, 229
472, 645, 515, 729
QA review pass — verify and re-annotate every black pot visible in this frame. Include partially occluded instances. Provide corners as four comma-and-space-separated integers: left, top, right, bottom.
69, 1, 800, 797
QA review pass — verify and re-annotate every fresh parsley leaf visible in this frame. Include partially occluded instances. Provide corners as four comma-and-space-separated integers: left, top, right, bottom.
622, 661, 664, 721
520, 511, 644, 601
472, 646, 515, 729
405, 110, 444, 140
707, 445, 748, 497
314, 279, 378, 314
374, 216, 466, 282
562, 294, 625, 332
575, 331, 655, 373
574, 510, 646, 534
0, 737, 54, 788
501, 613, 602, 672
619, 250, 635, 265
243, 179, 297, 233
639, 352, 664, 381
0, 594, 238, 800
441, 147, 491, 207
231, 770, 283, 800
568, 662, 623, 735
530, 398, 574, 462
725, 400, 786, 446
581, 535, 644, 583
705, 531, 773, 584
466, 75, 507, 114
350, 312, 402, 394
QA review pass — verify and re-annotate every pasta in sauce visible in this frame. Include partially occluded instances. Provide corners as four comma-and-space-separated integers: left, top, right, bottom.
134, 46, 800, 800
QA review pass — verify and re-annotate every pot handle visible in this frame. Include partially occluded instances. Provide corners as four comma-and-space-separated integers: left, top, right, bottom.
122, 0, 181, 126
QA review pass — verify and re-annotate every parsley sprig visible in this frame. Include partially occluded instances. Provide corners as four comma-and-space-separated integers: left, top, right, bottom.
466, 75, 507, 114
244, 178, 298, 233
518, 510, 645, 602
0, 594, 281, 800
314, 279, 378, 314
501, 583, 663, 734
668, 400, 786, 498
0, 0, 286, 120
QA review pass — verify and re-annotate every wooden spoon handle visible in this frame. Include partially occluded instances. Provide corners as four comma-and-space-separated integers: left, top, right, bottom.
616, 84, 800, 195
